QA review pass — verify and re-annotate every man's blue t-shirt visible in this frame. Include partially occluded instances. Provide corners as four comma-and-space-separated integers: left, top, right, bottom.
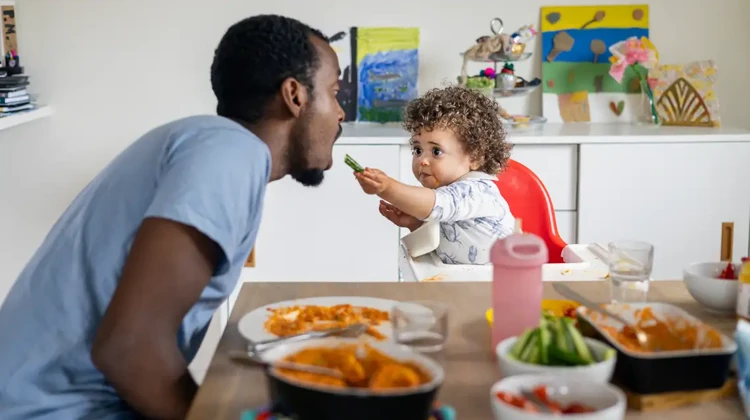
0, 115, 270, 419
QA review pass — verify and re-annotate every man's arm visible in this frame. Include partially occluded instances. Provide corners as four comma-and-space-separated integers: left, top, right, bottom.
92, 217, 219, 419
90, 126, 270, 419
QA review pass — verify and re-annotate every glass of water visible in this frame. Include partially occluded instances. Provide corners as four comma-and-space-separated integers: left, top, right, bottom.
608, 241, 654, 303
391, 301, 448, 354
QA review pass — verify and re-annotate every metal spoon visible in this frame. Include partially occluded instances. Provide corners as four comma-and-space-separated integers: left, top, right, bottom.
552, 283, 652, 351
249, 323, 368, 353
229, 350, 344, 379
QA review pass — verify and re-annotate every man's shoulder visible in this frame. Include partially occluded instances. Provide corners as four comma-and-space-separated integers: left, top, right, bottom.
165, 114, 243, 131
163, 115, 259, 144
158, 115, 270, 164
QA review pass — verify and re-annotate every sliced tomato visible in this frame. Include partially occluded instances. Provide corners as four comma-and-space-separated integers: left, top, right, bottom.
563, 403, 596, 413
531, 385, 549, 402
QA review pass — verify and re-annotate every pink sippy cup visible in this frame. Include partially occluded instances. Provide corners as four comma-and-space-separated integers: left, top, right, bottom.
490, 232, 549, 348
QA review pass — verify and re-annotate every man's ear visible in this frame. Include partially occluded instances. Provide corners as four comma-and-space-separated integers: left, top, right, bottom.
280, 77, 310, 118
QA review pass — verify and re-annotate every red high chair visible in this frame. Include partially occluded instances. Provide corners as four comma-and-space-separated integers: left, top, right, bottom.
493, 160, 568, 263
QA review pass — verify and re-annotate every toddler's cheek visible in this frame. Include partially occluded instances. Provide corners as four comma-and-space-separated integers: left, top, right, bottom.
420, 176, 439, 189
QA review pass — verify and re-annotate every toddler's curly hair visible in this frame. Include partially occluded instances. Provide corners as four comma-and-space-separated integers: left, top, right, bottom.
402, 86, 512, 174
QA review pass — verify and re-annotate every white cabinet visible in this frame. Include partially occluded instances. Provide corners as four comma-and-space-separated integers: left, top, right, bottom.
249, 145, 402, 283
512, 144, 579, 245
555, 211, 577, 244
510, 145, 578, 211
578, 143, 750, 280
230, 130, 750, 286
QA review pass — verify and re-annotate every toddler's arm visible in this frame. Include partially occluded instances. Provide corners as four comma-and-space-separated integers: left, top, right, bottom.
426, 178, 507, 223
354, 169, 507, 223
354, 168, 435, 219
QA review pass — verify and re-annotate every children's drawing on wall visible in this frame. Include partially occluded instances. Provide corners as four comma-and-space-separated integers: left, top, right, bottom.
356, 27, 419, 123
540, 4, 650, 123
328, 28, 358, 122
649, 60, 721, 127
326, 27, 419, 123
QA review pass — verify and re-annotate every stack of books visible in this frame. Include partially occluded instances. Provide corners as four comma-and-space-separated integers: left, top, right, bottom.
0, 50, 35, 117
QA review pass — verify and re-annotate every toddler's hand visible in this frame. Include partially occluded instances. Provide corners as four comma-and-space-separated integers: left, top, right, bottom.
379, 200, 423, 231
354, 168, 391, 195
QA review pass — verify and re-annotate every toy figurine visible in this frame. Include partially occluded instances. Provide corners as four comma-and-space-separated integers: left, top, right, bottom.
499, 62, 516, 90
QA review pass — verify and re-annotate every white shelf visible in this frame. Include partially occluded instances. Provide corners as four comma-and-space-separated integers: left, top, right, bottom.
0, 106, 52, 132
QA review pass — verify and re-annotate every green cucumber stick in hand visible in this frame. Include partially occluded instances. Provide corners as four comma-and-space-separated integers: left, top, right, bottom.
344, 154, 364, 172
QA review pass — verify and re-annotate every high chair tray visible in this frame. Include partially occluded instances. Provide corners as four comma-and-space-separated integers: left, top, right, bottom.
400, 243, 610, 282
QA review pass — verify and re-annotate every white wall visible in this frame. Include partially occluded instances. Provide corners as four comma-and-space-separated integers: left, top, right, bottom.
0, 0, 749, 302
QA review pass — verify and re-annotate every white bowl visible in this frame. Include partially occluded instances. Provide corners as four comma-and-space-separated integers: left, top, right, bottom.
495, 336, 616, 383
683, 261, 740, 314
490, 374, 626, 420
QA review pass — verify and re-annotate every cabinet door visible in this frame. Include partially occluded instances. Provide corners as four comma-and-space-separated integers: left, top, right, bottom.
248, 145, 401, 282
398, 145, 420, 238
511, 145, 578, 211
555, 211, 577, 244
578, 143, 750, 280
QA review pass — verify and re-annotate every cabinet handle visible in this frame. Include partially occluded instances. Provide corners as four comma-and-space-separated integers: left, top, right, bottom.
720, 222, 734, 262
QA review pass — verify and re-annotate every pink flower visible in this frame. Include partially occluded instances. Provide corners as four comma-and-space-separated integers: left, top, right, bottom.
609, 61, 628, 83
647, 77, 658, 90
608, 37, 660, 85
625, 48, 649, 66
625, 38, 642, 51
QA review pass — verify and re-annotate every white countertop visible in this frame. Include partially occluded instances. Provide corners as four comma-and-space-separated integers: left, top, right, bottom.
337, 122, 750, 145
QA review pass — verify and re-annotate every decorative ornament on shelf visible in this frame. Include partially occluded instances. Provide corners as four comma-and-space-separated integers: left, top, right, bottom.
499, 62, 516, 90
649, 60, 721, 127
480, 67, 496, 79
457, 18, 546, 132
458, 18, 537, 85
608, 36, 660, 125
505, 24, 538, 57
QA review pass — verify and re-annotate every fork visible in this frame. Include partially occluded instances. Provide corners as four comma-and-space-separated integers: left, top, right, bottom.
248, 323, 368, 353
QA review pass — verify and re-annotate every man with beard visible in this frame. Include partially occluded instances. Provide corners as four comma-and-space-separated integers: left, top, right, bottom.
0, 14, 344, 420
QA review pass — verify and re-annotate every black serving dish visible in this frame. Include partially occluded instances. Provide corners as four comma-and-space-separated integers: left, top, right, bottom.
577, 302, 736, 395
261, 337, 443, 420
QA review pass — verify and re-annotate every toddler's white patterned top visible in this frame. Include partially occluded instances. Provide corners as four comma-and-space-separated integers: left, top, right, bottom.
424, 171, 515, 265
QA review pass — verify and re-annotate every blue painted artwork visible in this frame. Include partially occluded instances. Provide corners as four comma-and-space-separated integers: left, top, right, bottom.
356, 27, 420, 123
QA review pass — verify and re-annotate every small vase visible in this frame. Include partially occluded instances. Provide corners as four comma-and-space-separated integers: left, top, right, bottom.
636, 78, 660, 126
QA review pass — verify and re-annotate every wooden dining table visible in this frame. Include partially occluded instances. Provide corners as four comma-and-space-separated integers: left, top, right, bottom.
186, 281, 746, 420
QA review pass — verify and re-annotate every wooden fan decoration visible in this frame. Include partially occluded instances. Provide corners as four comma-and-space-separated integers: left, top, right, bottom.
649, 60, 720, 127
655, 78, 715, 127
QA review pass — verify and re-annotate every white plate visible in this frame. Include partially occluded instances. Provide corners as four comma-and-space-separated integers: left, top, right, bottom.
237, 296, 399, 343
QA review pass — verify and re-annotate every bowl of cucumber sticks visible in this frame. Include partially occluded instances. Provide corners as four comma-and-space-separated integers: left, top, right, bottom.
495, 313, 617, 383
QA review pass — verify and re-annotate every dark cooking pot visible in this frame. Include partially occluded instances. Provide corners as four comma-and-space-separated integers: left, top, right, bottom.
261, 337, 444, 420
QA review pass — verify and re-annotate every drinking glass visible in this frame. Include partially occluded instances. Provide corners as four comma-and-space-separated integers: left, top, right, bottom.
608, 241, 654, 303
391, 301, 448, 354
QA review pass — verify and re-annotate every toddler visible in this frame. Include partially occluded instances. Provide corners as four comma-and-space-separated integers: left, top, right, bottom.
354, 86, 515, 265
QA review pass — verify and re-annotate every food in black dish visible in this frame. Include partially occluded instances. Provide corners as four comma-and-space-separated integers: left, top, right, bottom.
260, 337, 444, 420
576, 302, 736, 394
